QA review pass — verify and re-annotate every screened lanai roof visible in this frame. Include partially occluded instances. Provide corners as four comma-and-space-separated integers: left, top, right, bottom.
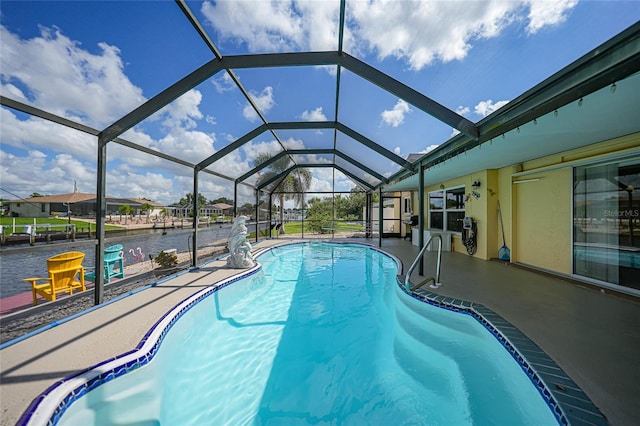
1, 1, 639, 203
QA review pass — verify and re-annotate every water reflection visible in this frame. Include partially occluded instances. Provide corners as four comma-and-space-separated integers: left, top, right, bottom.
0, 225, 233, 298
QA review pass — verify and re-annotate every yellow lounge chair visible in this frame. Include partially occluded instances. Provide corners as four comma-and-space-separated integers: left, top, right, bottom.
23, 251, 86, 305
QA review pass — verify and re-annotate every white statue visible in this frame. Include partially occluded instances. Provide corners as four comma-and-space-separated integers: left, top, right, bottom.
226, 216, 255, 268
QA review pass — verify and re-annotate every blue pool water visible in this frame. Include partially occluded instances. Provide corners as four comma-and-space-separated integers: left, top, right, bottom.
55, 242, 558, 425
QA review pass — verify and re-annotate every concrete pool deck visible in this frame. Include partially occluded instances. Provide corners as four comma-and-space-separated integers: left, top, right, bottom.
1, 238, 638, 425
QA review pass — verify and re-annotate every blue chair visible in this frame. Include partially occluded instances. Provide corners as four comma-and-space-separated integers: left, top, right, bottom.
84, 244, 125, 284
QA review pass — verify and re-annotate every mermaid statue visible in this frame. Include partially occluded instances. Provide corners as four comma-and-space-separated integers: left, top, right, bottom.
226, 216, 255, 268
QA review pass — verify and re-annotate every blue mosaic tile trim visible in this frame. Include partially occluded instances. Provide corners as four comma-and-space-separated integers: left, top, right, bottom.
17, 264, 263, 426
19, 242, 606, 426
19, 241, 362, 425
406, 285, 608, 426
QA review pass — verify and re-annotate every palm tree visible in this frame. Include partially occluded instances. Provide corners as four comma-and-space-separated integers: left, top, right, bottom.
140, 202, 154, 223
118, 204, 132, 224
254, 153, 312, 232
159, 207, 169, 226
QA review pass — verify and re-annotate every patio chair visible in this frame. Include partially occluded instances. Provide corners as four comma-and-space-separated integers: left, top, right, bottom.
23, 251, 86, 305
84, 244, 125, 284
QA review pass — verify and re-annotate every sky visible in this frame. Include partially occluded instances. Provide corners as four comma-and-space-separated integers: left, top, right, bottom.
1, 0, 638, 207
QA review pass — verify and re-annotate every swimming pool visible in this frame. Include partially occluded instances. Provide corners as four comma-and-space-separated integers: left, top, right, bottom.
25, 242, 563, 425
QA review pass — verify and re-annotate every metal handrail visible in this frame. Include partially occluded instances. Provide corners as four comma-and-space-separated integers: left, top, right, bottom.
404, 234, 442, 292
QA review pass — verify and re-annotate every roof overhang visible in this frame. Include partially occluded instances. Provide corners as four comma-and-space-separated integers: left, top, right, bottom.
385, 22, 640, 191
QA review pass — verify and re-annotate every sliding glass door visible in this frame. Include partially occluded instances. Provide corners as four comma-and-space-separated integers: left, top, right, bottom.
573, 158, 640, 290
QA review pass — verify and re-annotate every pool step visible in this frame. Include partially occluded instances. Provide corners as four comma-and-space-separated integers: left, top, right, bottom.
392, 319, 472, 419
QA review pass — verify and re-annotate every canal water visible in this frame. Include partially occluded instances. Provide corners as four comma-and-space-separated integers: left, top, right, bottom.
0, 224, 239, 299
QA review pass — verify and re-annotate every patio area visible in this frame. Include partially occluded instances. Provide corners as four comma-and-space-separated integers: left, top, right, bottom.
1, 237, 638, 425
1, 3, 638, 425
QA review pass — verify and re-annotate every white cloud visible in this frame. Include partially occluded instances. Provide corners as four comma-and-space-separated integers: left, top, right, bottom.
201, 0, 339, 52
305, 167, 333, 185
421, 144, 439, 154
474, 99, 510, 118
0, 25, 144, 127
0, 107, 96, 160
211, 72, 236, 93
333, 168, 359, 191
526, 0, 578, 34
0, 150, 46, 194
0, 143, 202, 205
300, 107, 327, 121
155, 127, 216, 164
381, 99, 412, 127
449, 99, 509, 135
204, 148, 251, 178
202, 1, 303, 52
0, 149, 93, 197
1, 83, 28, 102
296, 0, 342, 51
456, 106, 471, 117
0, 25, 223, 205
302, 154, 331, 165
1, 102, 216, 205
234, 183, 255, 201
201, 1, 577, 70
106, 170, 177, 204
308, 175, 332, 193
450, 106, 472, 137
242, 140, 284, 162
199, 179, 236, 201
350, 1, 518, 70
281, 137, 306, 150
151, 89, 204, 130
243, 86, 275, 122
0, 1, 580, 204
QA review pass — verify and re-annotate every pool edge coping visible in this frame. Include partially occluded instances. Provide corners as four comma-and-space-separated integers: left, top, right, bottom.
17, 240, 607, 426
370, 242, 606, 426
404, 288, 607, 426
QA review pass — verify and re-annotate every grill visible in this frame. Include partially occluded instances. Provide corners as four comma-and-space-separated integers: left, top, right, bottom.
403, 215, 419, 226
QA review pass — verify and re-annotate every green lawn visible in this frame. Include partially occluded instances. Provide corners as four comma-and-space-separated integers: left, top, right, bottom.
283, 221, 364, 234
0, 217, 121, 235
248, 221, 364, 239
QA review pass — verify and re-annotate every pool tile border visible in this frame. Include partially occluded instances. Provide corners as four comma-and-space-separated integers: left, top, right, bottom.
17, 263, 264, 426
17, 241, 607, 425
406, 287, 608, 426
371, 243, 606, 425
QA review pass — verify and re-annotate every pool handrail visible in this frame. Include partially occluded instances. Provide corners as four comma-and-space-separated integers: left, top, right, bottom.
404, 234, 442, 292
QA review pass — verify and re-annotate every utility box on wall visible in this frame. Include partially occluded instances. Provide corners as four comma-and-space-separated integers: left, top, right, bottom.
412, 229, 452, 251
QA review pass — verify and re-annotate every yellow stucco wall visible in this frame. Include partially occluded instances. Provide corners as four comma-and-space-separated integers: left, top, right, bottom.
485, 169, 500, 259
514, 168, 572, 274
497, 166, 513, 259
418, 132, 639, 272
506, 133, 639, 274
423, 171, 496, 259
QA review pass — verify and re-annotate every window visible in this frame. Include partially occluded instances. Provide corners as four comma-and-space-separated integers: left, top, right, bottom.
429, 186, 465, 232
403, 196, 412, 214
573, 158, 640, 290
